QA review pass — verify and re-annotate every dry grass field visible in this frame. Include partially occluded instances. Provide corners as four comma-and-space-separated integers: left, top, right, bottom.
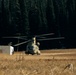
0, 49, 76, 75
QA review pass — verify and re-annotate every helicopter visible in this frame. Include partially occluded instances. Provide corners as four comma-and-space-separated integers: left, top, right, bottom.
2, 33, 65, 55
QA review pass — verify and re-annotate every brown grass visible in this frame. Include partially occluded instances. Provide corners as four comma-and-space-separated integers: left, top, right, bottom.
0, 49, 76, 75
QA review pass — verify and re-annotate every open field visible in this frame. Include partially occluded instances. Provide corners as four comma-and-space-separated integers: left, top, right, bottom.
0, 49, 76, 75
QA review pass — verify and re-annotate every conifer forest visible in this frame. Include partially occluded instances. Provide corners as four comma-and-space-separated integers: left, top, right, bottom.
0, 0, 76, 49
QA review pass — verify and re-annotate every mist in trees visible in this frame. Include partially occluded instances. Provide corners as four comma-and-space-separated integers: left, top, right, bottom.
0, 0, 76, 48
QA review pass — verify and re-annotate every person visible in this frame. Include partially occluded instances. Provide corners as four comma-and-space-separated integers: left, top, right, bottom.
25, 37, 41, 55
8, 42, 14, 55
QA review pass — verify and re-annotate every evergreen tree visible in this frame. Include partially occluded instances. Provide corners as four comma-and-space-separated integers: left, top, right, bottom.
19, 0, 30, 36
0, 0, 76, 48
38, 0, 48, 34
1, 0, 9, 36
46, 0, 55, 33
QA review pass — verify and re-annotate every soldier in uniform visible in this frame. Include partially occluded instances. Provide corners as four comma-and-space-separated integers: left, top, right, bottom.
25, 37, 41, 55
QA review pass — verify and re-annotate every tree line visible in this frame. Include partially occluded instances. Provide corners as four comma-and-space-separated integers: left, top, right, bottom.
0, 0, 76, 48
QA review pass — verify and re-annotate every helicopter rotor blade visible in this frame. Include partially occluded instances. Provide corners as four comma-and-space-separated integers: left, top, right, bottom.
37, 36, 47, 39
13, 40, 31, 46
36, 33, 54, 37
3, 36, 27, 38
38, 37, 65, 41
2, 37, 27, 40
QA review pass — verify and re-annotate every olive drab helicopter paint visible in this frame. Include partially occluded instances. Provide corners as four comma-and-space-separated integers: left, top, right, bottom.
2, 33, 65, 55
25, 37, 41, 55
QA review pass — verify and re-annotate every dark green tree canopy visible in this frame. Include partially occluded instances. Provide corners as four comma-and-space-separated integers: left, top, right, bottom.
0, 0, 76, 48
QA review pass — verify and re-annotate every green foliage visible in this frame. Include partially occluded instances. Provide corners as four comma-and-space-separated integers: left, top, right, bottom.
0, 0, 76, 39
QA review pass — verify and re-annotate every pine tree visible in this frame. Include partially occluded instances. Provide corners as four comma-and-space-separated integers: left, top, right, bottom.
19, 0, 30, 36
46, 0, 55, 33
38, 0, 48, 34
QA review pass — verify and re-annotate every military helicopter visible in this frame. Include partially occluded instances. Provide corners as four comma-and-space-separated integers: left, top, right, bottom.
3, 33, 64, 55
